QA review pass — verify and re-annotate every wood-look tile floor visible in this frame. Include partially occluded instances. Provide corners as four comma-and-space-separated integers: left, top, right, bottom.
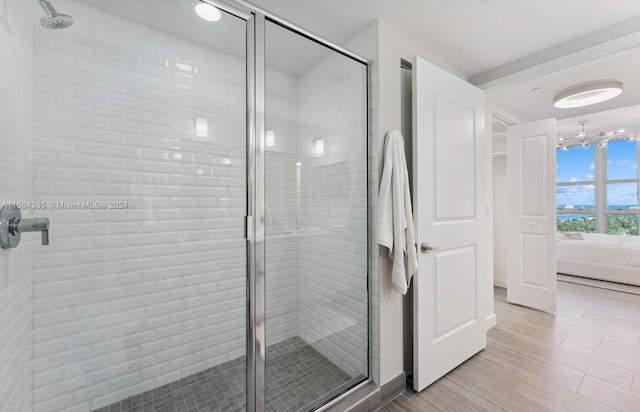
381, 283, 640, 412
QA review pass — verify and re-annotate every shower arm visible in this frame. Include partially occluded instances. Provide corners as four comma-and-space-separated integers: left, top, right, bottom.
39, 0, 58, 16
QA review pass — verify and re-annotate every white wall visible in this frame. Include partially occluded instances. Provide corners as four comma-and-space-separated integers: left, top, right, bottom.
0, 1, 35, 411
492, 134, 508, 287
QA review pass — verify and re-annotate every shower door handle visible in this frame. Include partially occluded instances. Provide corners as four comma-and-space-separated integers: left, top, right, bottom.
0, 205, 50, 248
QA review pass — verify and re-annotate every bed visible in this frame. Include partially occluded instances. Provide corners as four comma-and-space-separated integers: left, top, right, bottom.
556, 232, 640, 286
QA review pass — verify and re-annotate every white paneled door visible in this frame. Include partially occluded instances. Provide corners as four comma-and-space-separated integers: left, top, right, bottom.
412, 56, 487, 391
507, 119, 557, 313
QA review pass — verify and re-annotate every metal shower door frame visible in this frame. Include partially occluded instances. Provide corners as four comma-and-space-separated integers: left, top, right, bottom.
246, 11, 266, 412
206, 1, 370, 410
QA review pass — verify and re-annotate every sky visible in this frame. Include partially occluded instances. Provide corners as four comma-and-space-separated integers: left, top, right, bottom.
556, 141, 638, 207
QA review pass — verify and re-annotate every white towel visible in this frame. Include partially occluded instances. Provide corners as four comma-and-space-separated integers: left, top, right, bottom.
378, 130, 418, 294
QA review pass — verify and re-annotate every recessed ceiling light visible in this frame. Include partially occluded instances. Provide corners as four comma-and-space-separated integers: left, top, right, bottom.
553, 80, 623, 109
195, 2, 221, 22
530, 87, 544, 92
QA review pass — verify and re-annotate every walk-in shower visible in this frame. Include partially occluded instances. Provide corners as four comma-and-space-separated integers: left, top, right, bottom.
0, 0, 369, 411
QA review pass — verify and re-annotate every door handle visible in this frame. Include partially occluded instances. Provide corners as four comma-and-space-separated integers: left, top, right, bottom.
420, 242, 438, 253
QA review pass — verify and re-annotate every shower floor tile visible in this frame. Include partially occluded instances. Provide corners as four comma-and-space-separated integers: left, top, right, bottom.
94, 336, 355, 412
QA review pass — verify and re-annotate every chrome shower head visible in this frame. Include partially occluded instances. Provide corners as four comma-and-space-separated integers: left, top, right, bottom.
39, 0, 74, 30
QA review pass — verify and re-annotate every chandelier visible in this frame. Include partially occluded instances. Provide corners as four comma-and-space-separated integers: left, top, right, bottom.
557, 120, 639, 150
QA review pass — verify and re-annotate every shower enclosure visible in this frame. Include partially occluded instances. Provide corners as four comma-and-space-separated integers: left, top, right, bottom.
0, 0, 368, 411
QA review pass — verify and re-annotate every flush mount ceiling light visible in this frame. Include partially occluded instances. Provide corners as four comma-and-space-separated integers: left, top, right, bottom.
195, 2, 221, 21
553, 80, 623, 109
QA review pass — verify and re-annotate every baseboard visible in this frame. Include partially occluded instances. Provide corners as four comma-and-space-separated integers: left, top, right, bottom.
345, 388, 381, 412
379, 372, 406, 406
324, 373, 406, 412
494, 279, 507, 288
486, 313, 497, 330
324, 380, 378, 412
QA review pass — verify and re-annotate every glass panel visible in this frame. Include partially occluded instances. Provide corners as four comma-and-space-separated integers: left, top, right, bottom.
556, 184, 595, 210
607, 140, 637, 180
557, 214, 596, 233
556, 145, 595, 183
608, 214, 638, 235
31, 2, 247, 410
265, 20, 368, 412
607, 183, 638, 210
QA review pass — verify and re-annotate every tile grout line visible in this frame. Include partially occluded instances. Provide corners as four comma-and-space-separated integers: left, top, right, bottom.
464, 376, 487, 398
576, 373, 586, 393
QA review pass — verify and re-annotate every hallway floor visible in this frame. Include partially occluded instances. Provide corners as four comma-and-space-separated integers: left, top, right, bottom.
381, 282, 640, 412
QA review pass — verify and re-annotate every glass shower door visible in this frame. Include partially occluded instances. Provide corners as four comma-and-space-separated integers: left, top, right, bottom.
263, 20, 369, 412
28, 2, 249, 411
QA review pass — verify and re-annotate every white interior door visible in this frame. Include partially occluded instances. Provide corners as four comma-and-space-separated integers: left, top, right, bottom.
412, 56, 487, 392
507, 119, 557, 313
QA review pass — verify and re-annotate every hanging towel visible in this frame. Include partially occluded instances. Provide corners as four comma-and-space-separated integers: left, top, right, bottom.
378, 130, 418, 294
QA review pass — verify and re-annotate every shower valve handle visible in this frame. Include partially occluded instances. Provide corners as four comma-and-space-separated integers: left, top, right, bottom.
13, 218, 50, 246
0, 206, 51, 248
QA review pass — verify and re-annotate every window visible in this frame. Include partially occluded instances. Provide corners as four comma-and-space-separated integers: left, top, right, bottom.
556, 146, 596, 232
606, 183, 638, 210
556, 184, 595, 210
557, 214, 596, 233
607, 140, 637, 180
557, 145, 595, 183
605, 140, 638, 234
607, 214, 638, 236
556, 140, 639, 235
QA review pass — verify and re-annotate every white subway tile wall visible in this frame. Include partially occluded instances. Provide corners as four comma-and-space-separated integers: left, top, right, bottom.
296, 53, 368, 377
265, 69, 301, 346
30, 4, 258, 411
0, 2, 36, 412
265, 23, 369, 382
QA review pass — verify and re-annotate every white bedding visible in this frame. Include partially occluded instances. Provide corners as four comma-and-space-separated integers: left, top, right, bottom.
556, 232, 640, 268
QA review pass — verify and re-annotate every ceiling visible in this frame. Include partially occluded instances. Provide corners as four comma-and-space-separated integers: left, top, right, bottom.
257, 0, 640, 133
73, 0, 640, 131
557, 104, 640, 139
486, 46, 640, 124
257, 0, 640, 77
75, 0, 247, 59
74, 0, 330, 76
